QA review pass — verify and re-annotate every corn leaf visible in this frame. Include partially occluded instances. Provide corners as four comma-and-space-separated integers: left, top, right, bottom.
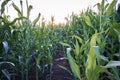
10, 17, 27, 25
101, 0, 105, 9
74, 35, 84, 44
96, 3, 101, 12
105, 3, 109, 10
81, 14, 92, 27
86, 47, 96, 71
36, 53, 42, 66
110, 21, 120, 32
32, 13, 41, 25
0, 16, 9, 24
12, 3, 22, 17
2, 69, 11, 80
104, 61, 120, 68
86, 46, 104, 80
66, 48, 81, 80
27, 5, 33, 18
0, 62, 15, 66
100, 55, 109, 62
102, 17, 107, 27
93, 46, 100, 65
94, 66, 106, 77
28, 5, 33, 13
1, 0, 10, 14
74, 40, 80, 56
90, 33, 99, 46
86, 46, 96, 80
60, 42, 70, 47
106, 0, 117, 16
58, 65, 72, 75
2, 41, 9, 54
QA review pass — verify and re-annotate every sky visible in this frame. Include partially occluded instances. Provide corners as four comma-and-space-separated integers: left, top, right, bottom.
0, 0, 120, 24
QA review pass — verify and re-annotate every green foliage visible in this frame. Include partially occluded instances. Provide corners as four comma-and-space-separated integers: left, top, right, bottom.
0, 0, 120, 80
86, 34, 105, 80
12, 3, 22, 17
66, 48, 81, 80
32, 13, 41, 26
106, 0, 117, 16
62, 0, 120, 80
80, 13, 92, 27
1, 0, 10, 14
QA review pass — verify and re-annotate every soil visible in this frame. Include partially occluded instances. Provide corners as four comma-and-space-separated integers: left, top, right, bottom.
4, 49, 73, 80
51, 49, 73, 80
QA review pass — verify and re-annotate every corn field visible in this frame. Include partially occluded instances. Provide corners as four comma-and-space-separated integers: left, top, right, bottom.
0, 0, 120, 80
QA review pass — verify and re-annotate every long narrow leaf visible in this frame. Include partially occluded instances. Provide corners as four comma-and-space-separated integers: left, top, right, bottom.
60, 42, 70, 47
32, 13, 41, 25
104, 61, 120, 68
81, 14, 92, 27
90, 34, 99, 46
2, 69, 11, 80
58, 65, 72, 75
73, 35, 84, 44
66, 48, 81, 80
2, 41, 9, 54
0, 62, 15, 66
1, 0, 10, 14
106, 0, 117, 16
12, 3, 22, 17
93, 46, 100, 65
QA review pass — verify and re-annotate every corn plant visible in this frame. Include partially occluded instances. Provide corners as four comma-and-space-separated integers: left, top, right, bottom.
0, 0, 52, 80
0, 0, 120, 80
85, 33, 106, 80
62, 0, 120, 80
66, 48, 81, 80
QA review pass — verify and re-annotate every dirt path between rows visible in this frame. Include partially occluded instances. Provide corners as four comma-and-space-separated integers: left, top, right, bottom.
51, 50, 73, 80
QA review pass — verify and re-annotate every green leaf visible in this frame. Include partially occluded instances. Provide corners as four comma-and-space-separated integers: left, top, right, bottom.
58, 65, 72, 75
66, 48, 81, 80
108, 21, 120, 36
2, 69, 11, 80
101, 0, 105, 9
2, 41, 9, 54
101, 0, 107, 14
90, 33, 99, 46
94, 66, 106, 77
32, 13, 41, 25
93, 46, 100, 65
100, 55, 109, 62
81, 14, 92, 26
59, 42, 70, 47
110, 21, 120, 32
73, 35, 84, 44
86, 46, 104, 80
86, 46, 97, 80
27, 5, 33, 18
36, 53, 42, 65
0, 62, 15, 66
10, 17, 27, 25
1, 0, 10, 14
104, 61, 120, 68
74, 40, 80, 56
0, 16, 9, 23
106, 0, 117, 16
105, 3, 109, 10
12, 3, 22, 17
102, 17, 107, 27
28, 5, 33, 13
96, 3, 101, 13
86, 46, 96, 71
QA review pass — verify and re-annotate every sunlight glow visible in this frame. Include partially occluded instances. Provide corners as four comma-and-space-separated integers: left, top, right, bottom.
0, 0, 120, 24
